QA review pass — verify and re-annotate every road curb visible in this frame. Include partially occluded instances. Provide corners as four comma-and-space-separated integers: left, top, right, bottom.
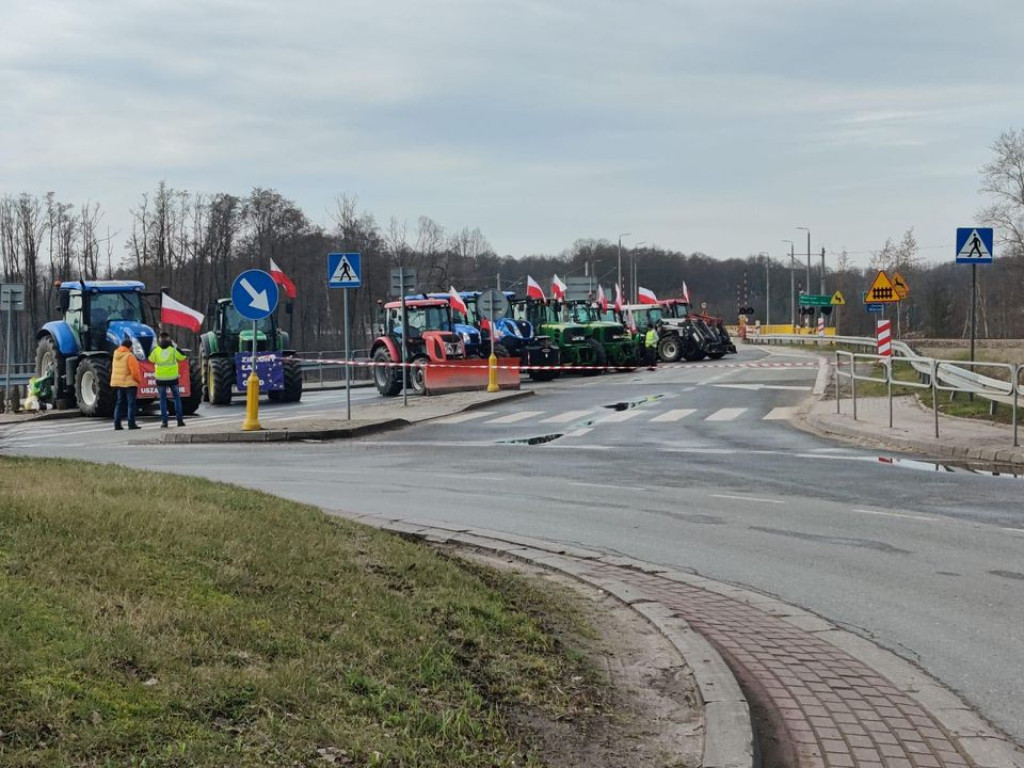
801, 410, 1024, 467
151, 389, 535, 445
339, 514, 1024, 768
343, 514, 755, 768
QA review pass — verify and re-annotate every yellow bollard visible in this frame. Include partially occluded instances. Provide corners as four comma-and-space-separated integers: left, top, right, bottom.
241, 371, 262, 431
487, 352, 499, 393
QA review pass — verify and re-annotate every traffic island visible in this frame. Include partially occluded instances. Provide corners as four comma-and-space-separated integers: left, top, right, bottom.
153, 389, 534, 444
0, 456, 703, 768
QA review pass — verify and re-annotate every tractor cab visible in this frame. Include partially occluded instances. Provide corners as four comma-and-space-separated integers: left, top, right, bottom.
213, 299, 277, 351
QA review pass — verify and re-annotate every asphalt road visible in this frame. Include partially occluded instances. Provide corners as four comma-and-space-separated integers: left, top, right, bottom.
7, 348, 1024, 742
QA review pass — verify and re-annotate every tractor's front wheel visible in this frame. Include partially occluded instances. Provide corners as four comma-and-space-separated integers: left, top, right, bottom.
410, 357, 428, 395
373, 348, 402, 397
35, 335, 68, 403
582, 338, 606, 376
658, 335, 683, 363
75, 356, 114, 417
209, 357, 234, 405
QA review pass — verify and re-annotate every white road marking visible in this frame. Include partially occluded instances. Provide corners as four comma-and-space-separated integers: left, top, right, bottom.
563, 428, 593, 438
600, 410, 644, 423
763, 407, 799, 420
539, 410, 593, 424
714, 383, 813, 392
650, 409, 697, 423
486, 411, 545, 424
434, 411, 496, 424
851, 508, 935, 522
711, 493, 783, 505
706, 407, 746, 421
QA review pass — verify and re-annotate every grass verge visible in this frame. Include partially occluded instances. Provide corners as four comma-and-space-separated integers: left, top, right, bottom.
0, 457, 598, 767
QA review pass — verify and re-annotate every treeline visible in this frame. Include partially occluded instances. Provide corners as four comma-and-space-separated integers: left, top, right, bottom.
2, 183, 1024, 366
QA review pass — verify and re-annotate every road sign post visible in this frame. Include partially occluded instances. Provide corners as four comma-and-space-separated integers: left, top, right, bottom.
231, 270, 279, 431
327, 253, 363, 419
389, 268, 417, 407
1, 283, 25, 412
955, 227, 993, 364
477, 289, 511, 393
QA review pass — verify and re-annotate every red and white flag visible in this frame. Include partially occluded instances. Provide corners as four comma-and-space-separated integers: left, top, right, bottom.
448, 286, 468, 316
613, 283, 623, 312
269, 258, 297, 299
551, 274, 567, 300
597, 284, 608, 312
526, 275, 546, 302
681, 281, 691, 304
626, 307, 638, 335
161, 293, 204, 333
638, 286, 658, 305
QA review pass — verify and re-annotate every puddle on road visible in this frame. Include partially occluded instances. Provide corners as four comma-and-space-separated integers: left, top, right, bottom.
604, 393, 667, 412
877, 456, 1024, 479
496, 433, 564, 446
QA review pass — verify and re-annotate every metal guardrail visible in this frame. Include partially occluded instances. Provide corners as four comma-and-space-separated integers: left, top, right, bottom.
294, 350, 373, 386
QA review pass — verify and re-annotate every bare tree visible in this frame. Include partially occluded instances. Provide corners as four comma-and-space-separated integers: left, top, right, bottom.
979, 128, 1024, 258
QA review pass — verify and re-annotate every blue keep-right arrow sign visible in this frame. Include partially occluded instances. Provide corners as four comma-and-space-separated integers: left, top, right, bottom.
232, 269, 279, 320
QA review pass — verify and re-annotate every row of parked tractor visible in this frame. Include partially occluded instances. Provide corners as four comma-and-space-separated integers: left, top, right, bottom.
369, 291, 736, 397
30, 279, 734, 415
32, 280, 302, 417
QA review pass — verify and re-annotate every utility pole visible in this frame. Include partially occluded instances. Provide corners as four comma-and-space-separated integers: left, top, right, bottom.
765, 256, 771, 326
617, 233, 630, 297
797, 227, 811, 298
782, 239, 795, 329
820, 247, 826, 295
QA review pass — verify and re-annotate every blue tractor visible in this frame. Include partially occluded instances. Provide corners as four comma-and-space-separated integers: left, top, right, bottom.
35, 280, 202, 417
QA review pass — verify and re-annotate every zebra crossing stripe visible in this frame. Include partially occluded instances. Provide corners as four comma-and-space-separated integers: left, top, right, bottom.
539, 410, 593, 424
763, 407, 799, 420
650, 409, 697, 423
600, 410, 644, 423
706, 407, 746, 421
486, 411, 546, 424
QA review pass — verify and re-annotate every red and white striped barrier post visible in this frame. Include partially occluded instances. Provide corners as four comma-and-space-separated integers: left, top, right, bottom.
816, 316, 825, 337
876, 319, 892, 357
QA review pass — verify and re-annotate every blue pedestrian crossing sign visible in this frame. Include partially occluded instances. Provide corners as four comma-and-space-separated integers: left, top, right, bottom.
955, 227, 993, 264
328, 252, 362, 288
231, 269, 279, 320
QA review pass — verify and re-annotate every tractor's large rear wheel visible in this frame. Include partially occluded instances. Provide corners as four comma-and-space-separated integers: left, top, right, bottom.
373, 348, 402, 397
209, 357, 234, 405
75, 356, 113, 417
270, 357, 303, 403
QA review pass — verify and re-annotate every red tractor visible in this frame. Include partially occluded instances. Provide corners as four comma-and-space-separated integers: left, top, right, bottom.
370, 298, 469, 396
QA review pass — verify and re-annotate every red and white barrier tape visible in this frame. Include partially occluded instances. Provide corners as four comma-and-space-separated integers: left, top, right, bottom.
307, 358, 820, 372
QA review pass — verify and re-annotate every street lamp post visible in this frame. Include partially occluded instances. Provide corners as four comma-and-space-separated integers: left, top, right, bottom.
631, 241, 646, 303
759, 253, 771, 326
797, 227, 811, 297
782, 239, 795, 329
617, 233, 631, 296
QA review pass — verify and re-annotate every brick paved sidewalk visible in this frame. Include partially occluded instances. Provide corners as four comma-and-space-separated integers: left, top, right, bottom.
350, 515, 1024, 768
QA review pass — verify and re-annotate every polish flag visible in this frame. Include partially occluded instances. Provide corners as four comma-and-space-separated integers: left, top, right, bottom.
626, 307, 638, 335
448, 286, 468, 316
551, 274, 567, 300
161, 293, 205, 333
269, 258, 297, 299
681, 281, 691, 304
597, 284, 608, 312
638, 286, 658, 305
526, 275, 546, 302
613, 283, 624, 313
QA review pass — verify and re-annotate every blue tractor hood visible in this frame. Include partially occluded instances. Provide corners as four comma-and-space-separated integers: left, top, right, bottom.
106, 321, 156, 354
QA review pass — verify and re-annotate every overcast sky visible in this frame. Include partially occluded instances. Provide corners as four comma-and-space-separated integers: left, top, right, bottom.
2, 0, 1022, 267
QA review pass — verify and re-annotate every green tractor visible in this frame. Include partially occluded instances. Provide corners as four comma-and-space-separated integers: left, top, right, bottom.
564, 300, 642, 369
199, 299, 303, 405
513, 299, 602, 374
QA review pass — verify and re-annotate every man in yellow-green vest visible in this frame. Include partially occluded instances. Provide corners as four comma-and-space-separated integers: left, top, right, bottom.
644, 323, 660, 370
149, 331, 187, 428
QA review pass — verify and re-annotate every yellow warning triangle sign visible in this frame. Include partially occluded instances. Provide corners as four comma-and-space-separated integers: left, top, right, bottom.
891, 271, 909, 299
865, 271, 900, 303
830, 290, 846, 306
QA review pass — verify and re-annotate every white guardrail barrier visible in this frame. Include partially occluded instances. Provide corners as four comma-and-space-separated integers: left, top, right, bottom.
749, 334, 1022, 447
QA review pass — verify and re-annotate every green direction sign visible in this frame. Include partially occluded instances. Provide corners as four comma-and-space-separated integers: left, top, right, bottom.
798, 294, 833, 307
